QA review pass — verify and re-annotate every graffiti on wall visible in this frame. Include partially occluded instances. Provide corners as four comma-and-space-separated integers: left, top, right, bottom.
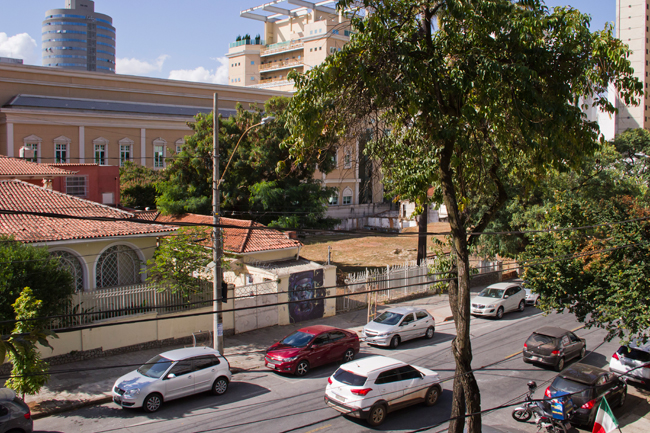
288, 269, 324, 323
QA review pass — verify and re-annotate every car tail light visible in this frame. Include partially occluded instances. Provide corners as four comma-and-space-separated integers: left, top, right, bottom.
581, 399, 596, 410
327, 377, 332, 385
545, 386, 551, 398
351, 388, 373, 396
612, 352, 619, 361
24, 411, 30, 420
551, 350, 560, 356
524, 343, 527, 350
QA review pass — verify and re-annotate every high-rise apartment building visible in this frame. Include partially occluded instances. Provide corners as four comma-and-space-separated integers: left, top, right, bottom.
616, 0, 648, 133
42, 0, 116, 73
226, 0, 351, 92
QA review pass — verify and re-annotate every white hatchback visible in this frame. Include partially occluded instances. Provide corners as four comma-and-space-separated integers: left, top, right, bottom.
324, 356, 442, 426
112, 347, 232, 412
362, 307, 435, 348
470, 282, 526, 319
609, 341, 650, 386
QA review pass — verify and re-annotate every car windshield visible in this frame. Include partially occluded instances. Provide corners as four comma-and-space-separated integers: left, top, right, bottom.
137, 355, 173, 378
527, 333, 557, 346
373, 311, 404, 325
280, 331, 314, 348
333, 369, 367, 386
478, 288, 504, 299
551, 376, 592, 399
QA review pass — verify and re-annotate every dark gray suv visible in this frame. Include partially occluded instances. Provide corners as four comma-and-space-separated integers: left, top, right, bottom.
0, 388, 32, 433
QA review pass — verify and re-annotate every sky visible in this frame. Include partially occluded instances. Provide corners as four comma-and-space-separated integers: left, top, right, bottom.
0, 0, 616, 85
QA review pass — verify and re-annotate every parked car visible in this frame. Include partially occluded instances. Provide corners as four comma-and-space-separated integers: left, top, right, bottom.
523, 327, 586, 371
324, 355, 442, 426
0, 388, 32, 433
609, 341, 650, 386
112, 346, 232, 413
470, 282, 526, 319
362, 307, 435, 349
523, 284, 540, 306
265, 325, 360, 376
542, 363, 626, 427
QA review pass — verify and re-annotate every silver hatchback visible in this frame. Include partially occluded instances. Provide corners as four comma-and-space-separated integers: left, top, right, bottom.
362, 307, 435, 348
0, 388, 32, 433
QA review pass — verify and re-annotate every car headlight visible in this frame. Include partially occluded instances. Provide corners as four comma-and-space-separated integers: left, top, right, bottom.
124, 388, 141, 397
283, 356, 298, 362
487, 304, 495, 308
376, 332, 389, 337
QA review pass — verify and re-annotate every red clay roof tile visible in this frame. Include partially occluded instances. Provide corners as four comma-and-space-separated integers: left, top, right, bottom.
0, 156, 77, 177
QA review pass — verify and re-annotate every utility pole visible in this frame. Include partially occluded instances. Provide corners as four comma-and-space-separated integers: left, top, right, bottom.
213, 93, 224, 353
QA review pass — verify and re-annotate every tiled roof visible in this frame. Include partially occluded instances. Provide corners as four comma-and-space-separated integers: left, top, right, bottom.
130, 209, 161, 221
0, 156, 77, 177
155, 213, 302, 254
0, 180, 176, 243
46, 163, 100, 167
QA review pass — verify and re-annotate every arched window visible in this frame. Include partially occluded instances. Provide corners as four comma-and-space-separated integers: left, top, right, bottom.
51, 250, 85, 292
53, 135, 71, 163
342, 187, 353, 205
23, 134, 42, 163
95, 245, 141, 288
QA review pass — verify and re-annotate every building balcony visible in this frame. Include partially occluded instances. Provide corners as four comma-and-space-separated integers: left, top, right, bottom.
261, 40, 304, 56
259, 59, 304, 72
229, 38, 265, 49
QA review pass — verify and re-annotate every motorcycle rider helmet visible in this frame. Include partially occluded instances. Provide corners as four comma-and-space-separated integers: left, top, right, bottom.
527, 380, 537, 390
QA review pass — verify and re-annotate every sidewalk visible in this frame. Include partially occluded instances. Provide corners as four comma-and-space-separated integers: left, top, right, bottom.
22, 292, 456, 419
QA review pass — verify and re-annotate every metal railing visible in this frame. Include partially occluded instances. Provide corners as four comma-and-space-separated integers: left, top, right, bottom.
259, 58, 304, 71
229, 39, 265, 48
261, 40, 304, 55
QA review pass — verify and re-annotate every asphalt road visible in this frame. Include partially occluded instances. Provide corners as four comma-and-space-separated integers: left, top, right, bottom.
34, 306, 622, 433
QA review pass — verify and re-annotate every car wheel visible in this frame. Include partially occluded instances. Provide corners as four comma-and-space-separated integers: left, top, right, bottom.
390, 335, 400, 349
425, 326, 435, 339
143, 393, 163, 413
424, 385, 441, 406
580, 346, 586, 359
343, 348, 355, 363
367, 403, 387, 427
518, 300, 525, 312
555, 357, 565, 372
495, 307, 504, 320
295, 360, 310, 377
211, 377, 229, 396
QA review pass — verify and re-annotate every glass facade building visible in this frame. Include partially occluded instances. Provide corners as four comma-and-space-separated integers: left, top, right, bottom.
42, 0, 115, 73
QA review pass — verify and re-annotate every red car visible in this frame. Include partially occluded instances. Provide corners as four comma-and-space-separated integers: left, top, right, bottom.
265, 325, 360, 376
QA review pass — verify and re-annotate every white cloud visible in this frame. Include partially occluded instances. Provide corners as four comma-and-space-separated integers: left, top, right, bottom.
168, 57, 229, 84
116, 54, 169, 76
0, 33, 38, 64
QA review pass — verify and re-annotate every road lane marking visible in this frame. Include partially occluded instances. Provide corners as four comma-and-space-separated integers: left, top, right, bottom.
504, 350, 523, 359
571, 324, 585, 332
304, 424, 332, 433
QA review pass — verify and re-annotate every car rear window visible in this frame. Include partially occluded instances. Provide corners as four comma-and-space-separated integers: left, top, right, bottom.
333, 369, 367, 386
551, 376, 592, 399
617, 346, 650, 362
527, 333, 557, 346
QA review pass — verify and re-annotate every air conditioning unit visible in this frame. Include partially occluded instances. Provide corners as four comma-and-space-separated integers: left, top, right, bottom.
19, 147, 34, 159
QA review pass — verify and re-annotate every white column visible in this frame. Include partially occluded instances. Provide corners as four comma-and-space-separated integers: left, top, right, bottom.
355, 139, 360, 204
355, 182, 359, 205
78, 126, 85, 163
140, 128, 146, 166
6, 122, 14, 157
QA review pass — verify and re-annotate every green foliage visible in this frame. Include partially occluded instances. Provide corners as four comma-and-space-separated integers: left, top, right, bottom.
155, 97, 337, 228
146, 227, 217, 298
521, 194, 650, 343
119, 161, 163, 210
3, 287, 56, 398
0, 236, 74, 329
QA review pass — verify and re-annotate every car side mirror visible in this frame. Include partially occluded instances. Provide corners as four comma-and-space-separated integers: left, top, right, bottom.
504, 295, 509, 299
166, 373, 176, 379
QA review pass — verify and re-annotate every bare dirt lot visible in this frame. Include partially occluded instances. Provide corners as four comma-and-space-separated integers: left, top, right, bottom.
300, 222, 452, 274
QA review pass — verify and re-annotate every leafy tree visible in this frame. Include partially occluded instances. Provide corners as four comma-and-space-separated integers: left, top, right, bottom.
119, 161, 163, 210
146, 227, 222, 298
3, 287, 56, 399
0, 236, 74, 329
520, 194, 650, 343
283, 1, 641, 431
155, 97, 337, 228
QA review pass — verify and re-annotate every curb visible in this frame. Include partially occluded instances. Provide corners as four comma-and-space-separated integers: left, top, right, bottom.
31, 394, 113, 420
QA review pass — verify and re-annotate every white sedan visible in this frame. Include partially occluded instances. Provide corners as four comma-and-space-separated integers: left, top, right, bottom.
324, 356, 442, 426
112, 347, 232, 412
470, 282, 526, 319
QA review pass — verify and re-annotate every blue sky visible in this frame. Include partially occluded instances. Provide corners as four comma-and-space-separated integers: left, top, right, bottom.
0, 0, 616, 84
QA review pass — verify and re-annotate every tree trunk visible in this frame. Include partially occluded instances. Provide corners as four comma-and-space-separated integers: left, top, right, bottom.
417, 203, 428, 265
439, 142, 481, 433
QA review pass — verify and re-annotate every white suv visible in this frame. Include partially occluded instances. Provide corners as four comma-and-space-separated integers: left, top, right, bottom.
324, 356, 442, 426
471, 282, 526, 319
112, 347, 232, 412
362, 307, 435, 348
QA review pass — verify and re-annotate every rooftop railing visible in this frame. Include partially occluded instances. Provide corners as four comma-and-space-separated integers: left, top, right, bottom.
229, 39, 265, 49
261, 39, 304, 56
259, 58, 304, 71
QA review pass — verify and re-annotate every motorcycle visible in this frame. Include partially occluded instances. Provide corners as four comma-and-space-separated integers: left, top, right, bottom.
511, 381, 572, 433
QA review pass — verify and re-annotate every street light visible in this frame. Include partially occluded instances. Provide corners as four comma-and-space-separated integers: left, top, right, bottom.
212, 92, 274, 353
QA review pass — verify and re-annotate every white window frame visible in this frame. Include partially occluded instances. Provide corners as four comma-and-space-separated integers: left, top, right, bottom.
342, 187, 353, 205
53, 136, 71, 163
175, 138, 184, 154
329, 191, 339, 206
153, 137, 167, 169
23, 135, 42, 163
66, 175, 88, 197
93, 137, 109, 165
118, 138, 134, 166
